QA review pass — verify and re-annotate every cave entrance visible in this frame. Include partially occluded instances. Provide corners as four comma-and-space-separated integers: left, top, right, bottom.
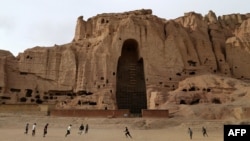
116, 39, 147, 114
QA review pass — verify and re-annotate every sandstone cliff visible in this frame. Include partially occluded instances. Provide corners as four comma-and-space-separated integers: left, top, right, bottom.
1, 9, 250, 118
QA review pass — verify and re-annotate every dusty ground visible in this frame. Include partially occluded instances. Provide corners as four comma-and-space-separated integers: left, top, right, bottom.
0, 112, 241, 141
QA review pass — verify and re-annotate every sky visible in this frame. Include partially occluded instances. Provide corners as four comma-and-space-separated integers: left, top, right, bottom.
0, 0, 249, 56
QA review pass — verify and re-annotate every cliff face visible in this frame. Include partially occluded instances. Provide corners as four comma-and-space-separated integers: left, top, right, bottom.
1, 9, 250, 113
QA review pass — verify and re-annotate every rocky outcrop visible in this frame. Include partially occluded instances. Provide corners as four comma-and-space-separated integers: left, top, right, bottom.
166, 74, 249, 104
163, 74, 250, 119
1, 9, 250, 116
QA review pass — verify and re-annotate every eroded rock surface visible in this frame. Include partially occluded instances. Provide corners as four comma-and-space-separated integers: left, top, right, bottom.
1, 9, 250, 118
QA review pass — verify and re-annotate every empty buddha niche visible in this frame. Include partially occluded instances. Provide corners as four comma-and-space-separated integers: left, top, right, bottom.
116, 39, 147, 114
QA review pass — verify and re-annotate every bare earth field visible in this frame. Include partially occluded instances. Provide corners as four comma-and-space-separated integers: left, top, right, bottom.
0, 112, 236, 141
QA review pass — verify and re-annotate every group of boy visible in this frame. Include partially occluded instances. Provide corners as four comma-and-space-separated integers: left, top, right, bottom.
24, 123, 49, 137
24, 123, 89, 137
65, 123, 89, 137
188, 126, 208, 139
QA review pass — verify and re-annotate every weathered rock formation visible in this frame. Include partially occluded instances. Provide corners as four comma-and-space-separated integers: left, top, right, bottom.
1, 9, 250, 117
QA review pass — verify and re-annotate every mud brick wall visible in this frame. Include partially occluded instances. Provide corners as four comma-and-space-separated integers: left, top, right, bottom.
50, 109, 130, 118
0, 104, 40, 112
142, 109, 169, 118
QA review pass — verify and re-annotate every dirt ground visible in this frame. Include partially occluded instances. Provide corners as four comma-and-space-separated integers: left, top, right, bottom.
0, 112, 232, 141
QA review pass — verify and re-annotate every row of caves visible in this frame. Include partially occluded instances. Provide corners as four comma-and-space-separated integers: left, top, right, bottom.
179, 98, 221, 105
0, 88, 96, 105
176, 84, 233, 105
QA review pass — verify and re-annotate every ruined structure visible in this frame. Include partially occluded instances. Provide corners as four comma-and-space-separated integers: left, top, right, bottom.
1, 9, 250, 115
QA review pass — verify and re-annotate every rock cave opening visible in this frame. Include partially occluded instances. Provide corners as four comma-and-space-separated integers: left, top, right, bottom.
180, 100, 186, 104
25, 89, 33, 97
116, 39, 147, 114
190, 99, 200, 105
212, 98, 221, 104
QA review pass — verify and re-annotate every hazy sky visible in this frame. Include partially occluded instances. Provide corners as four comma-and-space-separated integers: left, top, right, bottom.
1, 0, 249, 56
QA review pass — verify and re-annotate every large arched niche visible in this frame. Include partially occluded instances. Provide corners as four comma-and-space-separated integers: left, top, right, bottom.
116, 39, 147, 114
